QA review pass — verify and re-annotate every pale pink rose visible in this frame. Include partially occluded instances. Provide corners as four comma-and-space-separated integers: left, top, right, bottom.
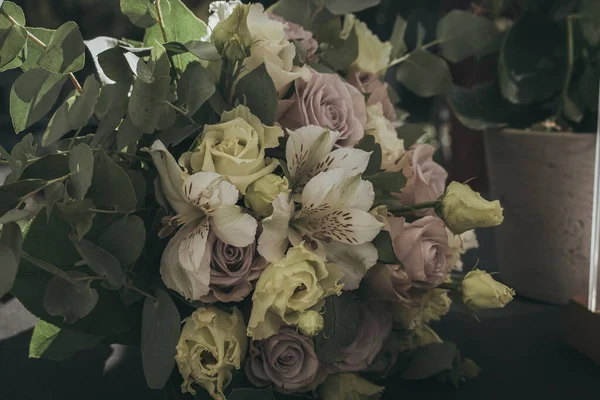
269, 14, 319, 60
396, 144, 447, 206
389, 216, 453, 288
347, 68, 397, 122
277, 68, 367, 147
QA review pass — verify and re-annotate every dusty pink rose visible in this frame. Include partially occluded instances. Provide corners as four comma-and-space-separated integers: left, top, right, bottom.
278, 68, 367, 147
200, 236, 265, 303
325, 303, 392, 373
246, 327, 324, 394
364, 263, 413, 305
389, 216, 453, 288
269, 14, 319, 59
347, 68, 397, 122
396, 144, 447, 206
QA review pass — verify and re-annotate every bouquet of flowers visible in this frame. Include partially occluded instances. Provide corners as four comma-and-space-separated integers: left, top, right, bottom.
0, 0, 513, 398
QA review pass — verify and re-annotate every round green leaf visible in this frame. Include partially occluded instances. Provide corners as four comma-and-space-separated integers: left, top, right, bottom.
68, 143, 94, 200
235, 64, 278, 125
99, 215, 146, 267
43, 271, 99, 324
120, 0, 158, 28
177, 62, 216, 117
72, 238, 125, 290
37, 21, 85, 74
0, 245, 18, 298
396, 48, 452, 97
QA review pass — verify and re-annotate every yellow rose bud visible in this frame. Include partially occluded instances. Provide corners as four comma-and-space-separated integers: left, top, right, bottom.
244, 174, 290, 217
175, 306, 247, 400
247, 243, 344, 340
440, 181, 504, 234
297, 310, 325, 337
460, 269, 515, 311
211, 4, 252, 59
318, 373, 384, 400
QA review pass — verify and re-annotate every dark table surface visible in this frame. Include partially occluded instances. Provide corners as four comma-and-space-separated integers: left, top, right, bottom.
1, 229, 599, 400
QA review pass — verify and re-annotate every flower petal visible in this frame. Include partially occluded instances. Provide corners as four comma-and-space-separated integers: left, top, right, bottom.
210, 205, 258, 247
334, 174, 375, 211
286, 126, 339, 184
306, 209, 383, 245
308, 148, 370, 180
323, 241, 378, 290
299, 168, 346, 218
178, 219, 210, 272
258, 193, 294, 262
182, 171, 240, 213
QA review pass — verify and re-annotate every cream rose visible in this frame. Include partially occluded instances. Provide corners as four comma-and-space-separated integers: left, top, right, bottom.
176, 306, 247, 399
366, 103, 405, 171
180, 105, 283, 194
460, 269, 514, 311
352, 18, 392, 76
247, 243, 343, 340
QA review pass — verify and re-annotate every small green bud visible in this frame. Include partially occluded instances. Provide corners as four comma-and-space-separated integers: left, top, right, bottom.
297, 310, 324, 337
211, 4, 252, 60
244, 174, 290, 217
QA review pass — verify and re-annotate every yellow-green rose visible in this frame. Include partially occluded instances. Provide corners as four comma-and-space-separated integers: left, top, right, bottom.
247, 243, 343, 340
175, 306, 247, 400
244, 174, 290, 217
180, 105, 283, 194
460, 269, 515, 311
318, 373, 384, 400
440, 181, 504, 234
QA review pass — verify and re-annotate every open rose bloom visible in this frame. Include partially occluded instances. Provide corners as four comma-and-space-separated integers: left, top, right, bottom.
0, 0, 510, 399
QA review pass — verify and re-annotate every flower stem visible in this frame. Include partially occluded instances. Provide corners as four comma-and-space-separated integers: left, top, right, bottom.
155, 0, 169, 43
123, 283, 157, 302
388, 201, 440, 214
22, 252, 77, 285
1, 10, 84, 95
17, 174, 72, 209
68, 127, 84, 150
166, 100, 196, 125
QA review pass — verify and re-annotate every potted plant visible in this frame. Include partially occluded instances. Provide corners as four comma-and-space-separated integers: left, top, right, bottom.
394, 0, 600, 304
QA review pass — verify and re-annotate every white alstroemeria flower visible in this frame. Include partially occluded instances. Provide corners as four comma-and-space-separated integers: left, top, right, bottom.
258, 168, 384, 290
286, 125, 371, 190
147, 141, 257, 300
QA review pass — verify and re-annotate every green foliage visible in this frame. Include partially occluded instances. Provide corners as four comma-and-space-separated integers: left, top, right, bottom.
37, 21, 85, 74
319, 25, 358, 72
355, 135, 382, 176
68, 143, 94, 200
21, 27, 54, 71
56, 199, 96, 240
10, 68, 67, 133
0, 2, 27, 69
141, 288, 181, 389
315, 292, 361, 363
235, 64, 278, 125
400, 342, 459, 380
321, 0, 381, 15
373, 230, 402, 265
43, 271, 99, 323
29, 319, 103, 361
120, 0, 157, 28
177, 62, 216, 117
390, 16, 408, 59
98, 215, 146, 267
0, 244, 19, 298
397, 49, 452, 97
72, 238, 125, 290
143, 0, 209, 72
88, 151, 138, 212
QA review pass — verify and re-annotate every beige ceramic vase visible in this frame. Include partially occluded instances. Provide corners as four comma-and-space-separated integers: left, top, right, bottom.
485, 129, 595, 304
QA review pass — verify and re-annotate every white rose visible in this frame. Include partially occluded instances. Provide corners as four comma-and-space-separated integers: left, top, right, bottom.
366, 103, 405, 172
353, 19, 392, 75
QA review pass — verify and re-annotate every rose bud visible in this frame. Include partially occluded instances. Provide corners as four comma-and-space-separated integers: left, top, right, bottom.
297, 310, 324, 337
460, 269, 515, 311
244, 174, 290, 217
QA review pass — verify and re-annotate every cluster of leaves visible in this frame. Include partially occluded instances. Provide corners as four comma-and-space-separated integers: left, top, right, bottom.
393, 0, 600, 132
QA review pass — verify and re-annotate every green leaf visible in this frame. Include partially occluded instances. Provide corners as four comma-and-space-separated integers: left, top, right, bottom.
126, 170, 147, 205
57, 199, 96, 240
0, 2, 27, 69
373, 230, 402, 265
12, 210, 140, 335
322, 0, 381, 15
0, 245, 18, 298
88, 151, 138, 212
401, 342, 458, 380
366, 170, 407, 193
21, 153, 69, 181
397, 124, 427, 148
10, 68, 68, 133
37, 21, 85, 74
116, 117, 144, 151
43, 271, 99, 323
142, 288, 181, 389
66, 75, 101, 129
72, 238, 125, 290
0, 179, 46, 212
21, 27, 55, 71
177, 62, 216, 117
396, 49, 452, 97
235, 64, 278, 125
436, 10, 502, 63
355, 135, 382, 176
320, 26, 358, 72
182, 40, 220, 61
68, 143, 94, 200
44, 182, 64, 221
42, 97, 74, 147
99, 215, 146, 267
120, 0, 157, 28
157, 117, 201, 147
143, 0, 209, 72
390, 16, 408, 59
98, 46, 136, 84
84, 36, 121, 85
315, 292, 361, 363
229, 388, 276, 400
92, 83, 129, 148
1, 221, 23, 262
29, 319, 103, 361
498, 14, 566, 105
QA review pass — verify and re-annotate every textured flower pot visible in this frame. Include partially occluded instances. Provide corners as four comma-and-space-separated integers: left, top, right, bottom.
485, 129, 595, 305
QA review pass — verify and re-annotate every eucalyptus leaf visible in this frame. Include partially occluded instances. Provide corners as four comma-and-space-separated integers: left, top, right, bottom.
142, 288, 181, 389
126, 170, 147, 205
57, 199, 95, 240
88, 151, 138, 212
21, 153, 69, 181
401, 342, 458, 380
72, 238, 125, 290
0, 7, 27, 69
42, 97, 74, 147
99, 215, 146, 267
355, 135, 382, 176
235, 64, 278, 125
37, 21, 85, 74
84, 36, 120, 85
0, 245, 18, 298
67, 143, 94, 200
315, 292, 361, 363
183, 40, 221, 61
92, 83, 130, 148
177, 62, 216, 117
120, 0, 157, 28
323, 0, 381, 15
366, 170, 407, 193
143, 0, 209, 72
373, 230, 402, 265
0, 209, 30, 224
0, 221, 23, 263
44, 182, 64, 221
66, 75, 101, 129
98, 46, 136, 84
396, 49, 452, 97
21, 27, 54, 71
390, 16, 408, 59
320, 26, 358, 72
29, 319, 103, 361
10, 68, 68, 133
43, 271, 99, 324
117, 117, 144, 151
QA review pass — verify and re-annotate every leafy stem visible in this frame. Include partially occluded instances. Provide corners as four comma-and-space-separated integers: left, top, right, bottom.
388, 201, 440, 214
17, 173, 72, 209
0, 9, 84, 94
22, 252, 78, 285
73, 276, 157, 301
166, 100, 196, 125
155, 0, 169, 44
